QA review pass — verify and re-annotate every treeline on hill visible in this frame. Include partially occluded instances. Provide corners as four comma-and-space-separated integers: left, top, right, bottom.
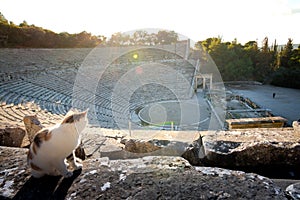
0, 13, 103, 48
0, 12, 299, 88
0, 12, 178, 48
107, 30, 178, 46
196, 37, 300, 88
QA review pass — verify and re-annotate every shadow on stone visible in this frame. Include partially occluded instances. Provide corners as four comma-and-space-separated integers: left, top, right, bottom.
13, 169, 81, 200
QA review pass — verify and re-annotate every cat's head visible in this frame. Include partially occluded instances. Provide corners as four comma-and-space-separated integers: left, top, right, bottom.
61, 109, 88, 132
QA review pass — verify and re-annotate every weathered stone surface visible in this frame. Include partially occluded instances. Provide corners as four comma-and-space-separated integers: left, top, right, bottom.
81, 128, 193, 160
92, 128, 300, 174
23, 115, 44, 143
2, 125, 297, 199
181, 135, 205, 166
121, 139, 162, 153
286, 182, 300, 200
293, 120, 300, 134
81, 127, 300, 174
202, 128, 300, 168
0, 126, 26, 147
0, 146, 288, 199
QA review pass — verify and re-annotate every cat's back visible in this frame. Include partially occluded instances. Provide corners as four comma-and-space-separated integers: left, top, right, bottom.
29, 123, 78, 159
48, 122, 80, 150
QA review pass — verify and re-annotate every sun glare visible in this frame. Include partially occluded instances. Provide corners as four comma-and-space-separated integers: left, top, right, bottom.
133, 53, 139, 60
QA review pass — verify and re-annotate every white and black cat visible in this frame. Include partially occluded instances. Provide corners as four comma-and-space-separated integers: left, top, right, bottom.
27, 109, 88, 178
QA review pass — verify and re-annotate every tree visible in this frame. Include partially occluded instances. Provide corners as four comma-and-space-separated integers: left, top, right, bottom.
0, 12, 8, 25
19, 20, 29, 27
251, 37, 274, 81
132, 30, 149, 45
261, 37, 269, 53
271, 39, 300, 88
271, 39, 279, 70
108, 32, 131, 46
196, 37, 222, 53
156, 30, 178, 45
147, 33, 157, 46
106, 30, 180, 46
290, 44, 300, 67
108, 32, 122, 46
207, 40, 254, 81
279, 38, 294, 68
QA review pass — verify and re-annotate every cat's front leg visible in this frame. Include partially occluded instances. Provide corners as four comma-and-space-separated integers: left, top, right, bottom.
64, 158, 70, 167
71, 150, 83, 170
57, 159, 73, 178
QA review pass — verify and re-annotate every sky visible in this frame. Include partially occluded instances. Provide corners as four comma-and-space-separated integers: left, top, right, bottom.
1, 0, 300, 45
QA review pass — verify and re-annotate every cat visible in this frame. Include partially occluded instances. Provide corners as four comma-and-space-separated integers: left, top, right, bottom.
27, 109, 88, 178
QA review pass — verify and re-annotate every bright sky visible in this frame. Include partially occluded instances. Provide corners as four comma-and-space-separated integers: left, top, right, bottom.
1, 0, 300, 45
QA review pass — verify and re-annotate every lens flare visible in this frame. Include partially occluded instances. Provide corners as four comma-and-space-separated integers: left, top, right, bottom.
133, 53, 138, 60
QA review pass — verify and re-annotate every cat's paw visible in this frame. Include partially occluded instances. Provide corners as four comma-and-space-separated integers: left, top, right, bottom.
63, 171, 73, 178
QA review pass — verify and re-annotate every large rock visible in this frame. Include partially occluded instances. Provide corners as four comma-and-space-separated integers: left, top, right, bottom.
286, 182, 300, 200
202, 128, 300, 168
0, 146, 288, 199
0, 125, 26, 147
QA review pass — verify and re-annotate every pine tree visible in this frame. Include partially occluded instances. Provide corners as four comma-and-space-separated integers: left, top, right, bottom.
280, 38, 293, 68
271, 39, 279, 70
262, 37, 269, 53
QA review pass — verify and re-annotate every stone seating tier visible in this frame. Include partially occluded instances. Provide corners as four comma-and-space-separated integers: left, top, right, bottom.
0, 47, 196, 129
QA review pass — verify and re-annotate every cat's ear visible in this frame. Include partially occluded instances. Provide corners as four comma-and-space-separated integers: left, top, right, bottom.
82, 109, 89, 116
66, 108, 75, 115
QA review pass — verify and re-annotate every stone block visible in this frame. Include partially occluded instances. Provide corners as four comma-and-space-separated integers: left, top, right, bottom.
226, 117, 287, 130
0, 126, 26, 147
202, 128, 300, 168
